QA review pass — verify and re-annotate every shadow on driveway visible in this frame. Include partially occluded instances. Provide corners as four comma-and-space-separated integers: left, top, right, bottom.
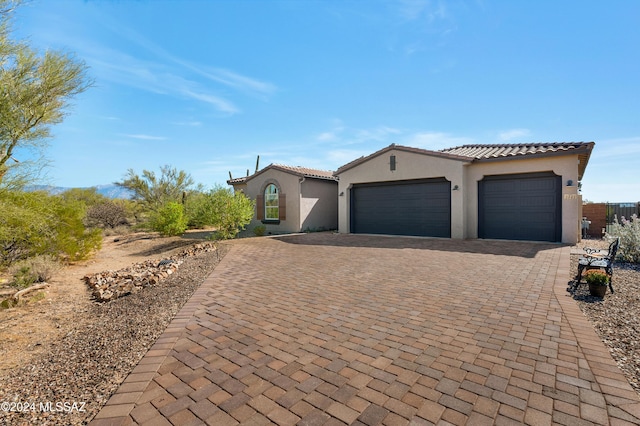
273, 232, 566, 258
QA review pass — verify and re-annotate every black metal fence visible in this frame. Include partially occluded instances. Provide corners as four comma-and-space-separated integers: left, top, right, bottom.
605, 202, 640, 233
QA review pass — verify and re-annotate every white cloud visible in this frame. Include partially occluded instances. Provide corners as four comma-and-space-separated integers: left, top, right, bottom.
183, 90, 239, 114
397, 0, 447, 22
104, 22, 277, 99
42, 19, 269, 114
317, 131, 340, 142
498, 128, 531, 141
590, 137, 640, 159
356, 126, 402, 142
577, 136, 640, 202
315, 122, 400, 145
198, 68, 277, 98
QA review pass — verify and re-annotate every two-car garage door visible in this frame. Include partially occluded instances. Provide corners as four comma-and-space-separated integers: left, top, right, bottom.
350, 178, 451, 238
349, 172, 562, 242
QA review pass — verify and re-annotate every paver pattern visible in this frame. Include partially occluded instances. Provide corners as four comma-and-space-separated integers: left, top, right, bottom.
90, 233, 640, 425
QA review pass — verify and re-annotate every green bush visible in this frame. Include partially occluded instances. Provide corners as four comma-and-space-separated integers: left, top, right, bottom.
184, 191, 211, 229
0, 190, 102, 265
253, 225, 266, 237
606, 214, 640, 263
11, 265, 38, 289
149, 202, 188, 236
183, 186, 254, 239
208, 188, 255, 240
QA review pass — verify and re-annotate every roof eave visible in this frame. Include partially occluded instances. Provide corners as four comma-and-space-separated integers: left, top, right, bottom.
469, 142, 595, 180
236, 164, 338, 184
335, 144, 473, 175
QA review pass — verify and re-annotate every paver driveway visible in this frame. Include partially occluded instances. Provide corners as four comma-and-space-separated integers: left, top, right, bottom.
91, 234, 640, 425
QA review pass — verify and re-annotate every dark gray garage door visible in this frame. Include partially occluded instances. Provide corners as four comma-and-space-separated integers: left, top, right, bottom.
350, 178, 451, 237
478, 172, 561, 242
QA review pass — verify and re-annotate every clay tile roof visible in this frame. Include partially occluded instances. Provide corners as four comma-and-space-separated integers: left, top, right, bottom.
271, 164, 337, 180
441, 142, 595, 180
227, 176, 248, 184
227, 163, 337, 186
440, 142, 593, 159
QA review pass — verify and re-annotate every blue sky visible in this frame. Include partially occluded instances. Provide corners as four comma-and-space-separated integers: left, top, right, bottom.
12, 0, 640, 202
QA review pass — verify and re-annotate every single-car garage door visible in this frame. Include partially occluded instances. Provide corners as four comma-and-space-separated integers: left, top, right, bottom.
478, 172, 561, 242
350, 178, 451, 237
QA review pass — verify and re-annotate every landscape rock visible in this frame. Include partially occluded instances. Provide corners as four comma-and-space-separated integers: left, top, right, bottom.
83, 242, 218, 302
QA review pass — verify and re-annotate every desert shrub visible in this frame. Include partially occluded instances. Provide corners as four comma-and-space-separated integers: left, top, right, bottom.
183, 187, 254, 239
0, 191, 102, 264
253, 225, 266, 237
86, 201, 129, 228
0, 191, 53, 264
59, 187, 106, 207
149, 202, 188, 236
49, 196, 103, 261
115, 165, 195, 212
102, 225, 133, 237
8, 255, 60, 288
184, 191, 211, 229
207, 188, 255, 240
606, 214, 640, 263
23, 254, 60, 282
11, 265, 38, 289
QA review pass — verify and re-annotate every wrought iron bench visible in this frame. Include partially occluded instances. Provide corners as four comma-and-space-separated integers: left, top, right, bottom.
571, 237, 619, 293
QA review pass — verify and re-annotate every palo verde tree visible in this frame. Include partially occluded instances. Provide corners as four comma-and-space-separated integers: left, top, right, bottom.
115, 165, 195, 212
0, 0, 92, 189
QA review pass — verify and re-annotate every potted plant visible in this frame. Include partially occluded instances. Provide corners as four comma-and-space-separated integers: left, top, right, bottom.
584, 269, 609, 297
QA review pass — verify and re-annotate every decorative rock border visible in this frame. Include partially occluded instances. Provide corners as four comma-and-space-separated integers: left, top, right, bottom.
83, 242, 218, 302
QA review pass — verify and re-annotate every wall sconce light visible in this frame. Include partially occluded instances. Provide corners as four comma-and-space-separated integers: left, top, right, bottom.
339, 191, 344, 196
452, 185, 459, 190
567, 180, 573, 186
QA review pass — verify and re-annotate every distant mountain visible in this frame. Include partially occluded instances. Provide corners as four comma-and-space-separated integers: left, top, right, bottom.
26, 184, 133, 199
93, 184, 133, 199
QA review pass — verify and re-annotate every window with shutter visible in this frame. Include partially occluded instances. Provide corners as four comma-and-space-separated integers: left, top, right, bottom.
278, 193, 286, 221
256, 194, 264, 220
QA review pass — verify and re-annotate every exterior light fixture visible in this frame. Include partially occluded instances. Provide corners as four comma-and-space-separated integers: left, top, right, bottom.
452, 185, 459, 190
567, 180, 573, 186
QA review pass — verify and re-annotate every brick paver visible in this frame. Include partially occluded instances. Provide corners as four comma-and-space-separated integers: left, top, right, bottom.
90, 233, 640, 425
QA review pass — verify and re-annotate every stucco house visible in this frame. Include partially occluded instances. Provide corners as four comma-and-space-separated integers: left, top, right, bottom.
228, 164, 338, 234
335, 142, 594, 243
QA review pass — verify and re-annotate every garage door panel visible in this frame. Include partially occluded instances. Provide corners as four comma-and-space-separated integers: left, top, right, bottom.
351, 179, 451, 238
479, 173, 561, 242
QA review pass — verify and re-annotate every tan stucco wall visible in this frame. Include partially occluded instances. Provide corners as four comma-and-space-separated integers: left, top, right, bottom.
238, 169, 338, 234
464, 155, 581, 243
337, 150, 583, 243
337, 148, 468, 238
244, 169, 301, 234
300, 178, 338, 231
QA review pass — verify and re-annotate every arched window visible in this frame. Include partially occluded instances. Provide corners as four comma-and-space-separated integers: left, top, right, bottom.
264, 184, 279, 220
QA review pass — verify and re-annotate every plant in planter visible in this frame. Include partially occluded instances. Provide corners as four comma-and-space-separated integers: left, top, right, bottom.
584, 269, 610, 297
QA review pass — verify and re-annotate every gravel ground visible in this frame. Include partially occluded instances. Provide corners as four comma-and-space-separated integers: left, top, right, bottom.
569, 239, 640, 394
0, 245, 228, 426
